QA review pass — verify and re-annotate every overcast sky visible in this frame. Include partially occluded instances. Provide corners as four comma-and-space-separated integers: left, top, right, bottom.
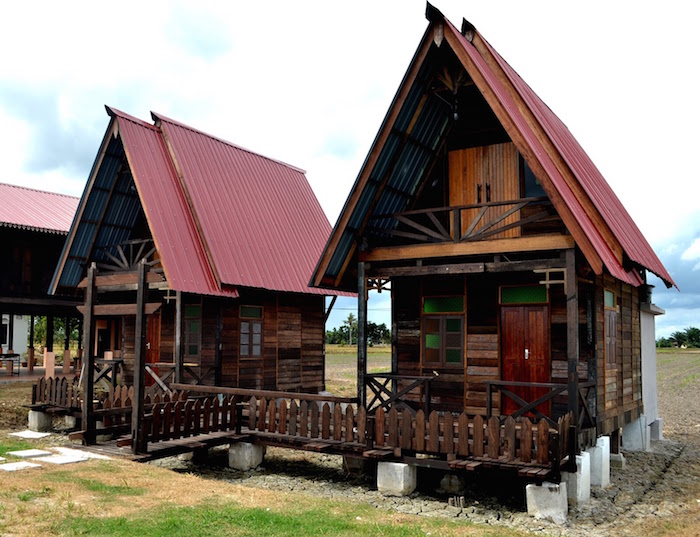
1, 1, 698, 337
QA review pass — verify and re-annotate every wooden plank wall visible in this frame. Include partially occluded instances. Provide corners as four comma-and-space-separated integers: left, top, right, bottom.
596, 276, 643, 435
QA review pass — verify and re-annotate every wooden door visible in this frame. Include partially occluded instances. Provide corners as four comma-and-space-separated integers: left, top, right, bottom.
145, 313, 161, 386
500, 305, 550, 416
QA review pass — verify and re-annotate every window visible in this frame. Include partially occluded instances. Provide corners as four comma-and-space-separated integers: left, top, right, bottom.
604, 290, 618, 366
240, 305, 263, 359
184, 304, 201, 359
500, 285, 548, 304
520, 156, 545, 198
422, 296, 464, 367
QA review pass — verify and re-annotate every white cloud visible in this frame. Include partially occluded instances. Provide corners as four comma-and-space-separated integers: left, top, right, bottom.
681, 239, 700, 261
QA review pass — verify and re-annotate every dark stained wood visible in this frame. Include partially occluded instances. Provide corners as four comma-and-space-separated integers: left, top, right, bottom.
566, 248, 579, 426
357, 262, 367, 406
82, 263, 96, 444
321, 403, 331, 440
77, 303, 161, 316
267, 399, 277, 433
387, 408, 398, 447
278, 400, 287, 435
345, 406, 355, 443
375, 407, 385, 447
299, 401, 309, 438
170, 384, 357, 404
427, 411, 439, 453
520, 418, 532, 461
414, 410, 425, 452
333, 403, 343, 442
131, 261, 148, 454
458, 412, 469, 456
311, 402, 320, 438
503, 416, 515, 461
487, 416, 500, 459
357, 407, 366, 445
400, 408, 412, 450
473, 415, 484, 457
537, 420, 549, 465
443, 412, 454, 454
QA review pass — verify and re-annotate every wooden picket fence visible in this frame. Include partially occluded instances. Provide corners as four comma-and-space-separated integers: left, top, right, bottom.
32, 376, 80, 410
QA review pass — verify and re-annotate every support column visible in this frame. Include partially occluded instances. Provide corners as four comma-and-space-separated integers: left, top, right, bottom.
7, 310, 14, 353
27, 314, 35, 373
46, 313, 54, 353
357, 262, 367, 408
565, 249, 580, 430
131, 259, 148, 454
81, 263, 96, 444
214, 303, 222, 386
174, 291, 182, 384
63, 316, 71, 374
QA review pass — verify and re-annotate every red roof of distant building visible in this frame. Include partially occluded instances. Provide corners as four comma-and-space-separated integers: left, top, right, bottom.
0, 183, 78, 234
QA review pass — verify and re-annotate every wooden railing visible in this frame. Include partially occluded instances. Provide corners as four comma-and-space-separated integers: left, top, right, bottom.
365, 373, 434, 415
486, 380, 596, 429
369, 197, 556, 244
32, 376, 80, 409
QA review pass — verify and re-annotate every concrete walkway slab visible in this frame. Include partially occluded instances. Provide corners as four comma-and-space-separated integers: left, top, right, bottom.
7, 449, 52, 458
35, 454, 89, 465
1, 461, 41, 472
55, 447, 111, 460
9, 430, 51, 439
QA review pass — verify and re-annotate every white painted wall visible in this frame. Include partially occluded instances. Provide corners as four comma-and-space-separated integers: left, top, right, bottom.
640, 303, 664, 425
1, 313, 29, 355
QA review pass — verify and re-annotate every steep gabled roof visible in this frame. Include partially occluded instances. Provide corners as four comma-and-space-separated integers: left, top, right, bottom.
0, 183, 78, 235
312, 5, 673, 290
52, 107, 345, 298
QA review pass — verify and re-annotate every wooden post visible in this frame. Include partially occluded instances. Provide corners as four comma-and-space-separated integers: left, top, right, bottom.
27, 314, 35, 372
390, 283, 398, 396
357, 262, 368, 407
46, 313, 54, 352
174, 291, 182, 384
7, 311, 14, 352
565, 249, 580, 439
64, 316, 70, 350
81, 263, 96, 444
132, 259, 148, 454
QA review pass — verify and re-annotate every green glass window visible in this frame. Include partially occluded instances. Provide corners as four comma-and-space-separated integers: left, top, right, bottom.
604, 290, 616, 309
241, 305, 263, 319
501, 286, 548, 304
422, 315, 463, 367
423, 296, 464, 313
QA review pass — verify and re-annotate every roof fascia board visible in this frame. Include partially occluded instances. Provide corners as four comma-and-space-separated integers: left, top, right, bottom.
441, 25, 605, 275
49, 116, 119, 295
153, 117, 223, 291
311, 24, 437, 288
469, 29, 624, 267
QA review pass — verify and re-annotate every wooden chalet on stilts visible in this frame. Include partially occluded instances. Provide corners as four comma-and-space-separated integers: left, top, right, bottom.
0, 184, 80, 375
311, 4, 674, 463
49, 107, 348, 449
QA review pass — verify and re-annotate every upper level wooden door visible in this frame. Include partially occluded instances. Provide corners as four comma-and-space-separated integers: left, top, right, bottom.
500, 305, 550, 416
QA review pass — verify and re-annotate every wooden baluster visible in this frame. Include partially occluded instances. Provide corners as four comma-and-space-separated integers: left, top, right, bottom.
310, 402, 320, 438
458, 412, 469, 457
374, 407, 385, 447
321, 403, 331, 440
414, 409, 425, 452
357, 406, 366, 445
443, 412, 454, 454
400, 408, 412, 451
427, 411, 439, 453
473, 415, 484, 457
202, 399, 211, 434
183, 400, 194, 437
267, 399, 277, 433
333, 403, 343, 442
289, 400, 298, 437
173, 401, 183, 440
248, 397, 257, 431
521, 418, 533, 462
537, 419, 549, 465
503, 416, 515, 461
299, 401, 309, 438
193, 400, 202, 436
162, 401, 172, 440
387, 408, 398, 447
151, 403, 162, 443
278, 400, 288, 435
487, 416, 500, 459
257, 398, 267, 431
345, 406, 355, 443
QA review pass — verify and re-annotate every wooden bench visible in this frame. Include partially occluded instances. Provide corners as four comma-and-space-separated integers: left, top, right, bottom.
0, 353, 21, 377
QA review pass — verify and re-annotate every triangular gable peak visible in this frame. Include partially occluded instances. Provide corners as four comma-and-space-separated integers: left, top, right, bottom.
312, 5, 673, 291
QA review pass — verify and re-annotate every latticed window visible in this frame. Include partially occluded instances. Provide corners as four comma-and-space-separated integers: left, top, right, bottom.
240, 305, 263, 358
422, 296, 464, 367
604, 290, 618, 366
184, 304, 201, 358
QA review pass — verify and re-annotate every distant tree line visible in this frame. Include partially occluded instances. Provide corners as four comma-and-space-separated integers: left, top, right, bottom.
657, 326, 700, 348
325, 313, 390, 346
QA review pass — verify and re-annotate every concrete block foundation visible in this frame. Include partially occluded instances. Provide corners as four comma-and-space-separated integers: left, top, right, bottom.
588, 436, 610, 488
610, 453, 626, 469
650, 418, 664, 441
377, 462, 417, 496
526, 481, 568, 524
28, 410, 53, 432
228, 442, 264, 471
622, 415, 650, 451
561, 451, 591, 506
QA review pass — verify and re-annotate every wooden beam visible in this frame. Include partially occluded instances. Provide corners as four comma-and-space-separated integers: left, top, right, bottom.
174, 291, 182, 384
566, 248, 580, 432
131, 260, 148, 454
215, 303, 223, 386
357, 262, 368, 407
81, 263, 96, 445
77, 271, 167, 291
367, 262, 485, 278
324, 295, 337, 323
361, 235, 575, 263
169, 383, 358, 404
76, 303, 161, 317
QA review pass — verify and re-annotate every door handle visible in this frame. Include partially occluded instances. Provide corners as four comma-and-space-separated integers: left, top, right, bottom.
524, 348, 529, 360
146, 342, 151, 350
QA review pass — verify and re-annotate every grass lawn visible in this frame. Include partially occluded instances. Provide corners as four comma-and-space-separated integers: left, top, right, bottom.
325, 344, 390, 397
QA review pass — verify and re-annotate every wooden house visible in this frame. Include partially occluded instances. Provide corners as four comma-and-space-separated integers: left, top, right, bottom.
312, 5, 673, 444
50, 107, 347, 398
0, 183, 80, 371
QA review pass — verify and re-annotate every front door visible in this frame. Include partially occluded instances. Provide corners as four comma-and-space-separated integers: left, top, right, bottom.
500, 305, 550, 417
145, 313, 161, 386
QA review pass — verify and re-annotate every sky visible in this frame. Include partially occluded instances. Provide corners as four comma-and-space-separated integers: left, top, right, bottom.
0, 1, 698, 337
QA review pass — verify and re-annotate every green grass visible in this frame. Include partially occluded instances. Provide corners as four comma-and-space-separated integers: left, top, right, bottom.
17, 486, 52, 502
44, 470, 146, 498
58, 503, 473, 537
0, 438, 33, 457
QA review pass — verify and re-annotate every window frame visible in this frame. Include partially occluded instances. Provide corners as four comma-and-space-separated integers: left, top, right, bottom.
240, 305, 263, 360
183, 302, 202, 360
604, 289, 618, 367
421, 295, 465, 368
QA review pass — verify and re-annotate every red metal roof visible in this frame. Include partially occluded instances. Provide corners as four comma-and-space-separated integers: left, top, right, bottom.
0, 183, 78, 235
461, 25, 673, 287
153, 113, 337, 295
102, 108, 343, 297
110, 108, 235, 298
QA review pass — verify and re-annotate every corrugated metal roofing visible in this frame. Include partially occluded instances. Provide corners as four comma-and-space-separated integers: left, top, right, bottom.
0, 183, 78, 234
154, 113, 337, 296
112, 108, 233, 298
53, 107, 346, 298
312, 9, 673, 290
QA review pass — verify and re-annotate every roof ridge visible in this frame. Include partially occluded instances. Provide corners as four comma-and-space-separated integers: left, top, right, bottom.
151, 111, 307, 175
0, 181, 79, 200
